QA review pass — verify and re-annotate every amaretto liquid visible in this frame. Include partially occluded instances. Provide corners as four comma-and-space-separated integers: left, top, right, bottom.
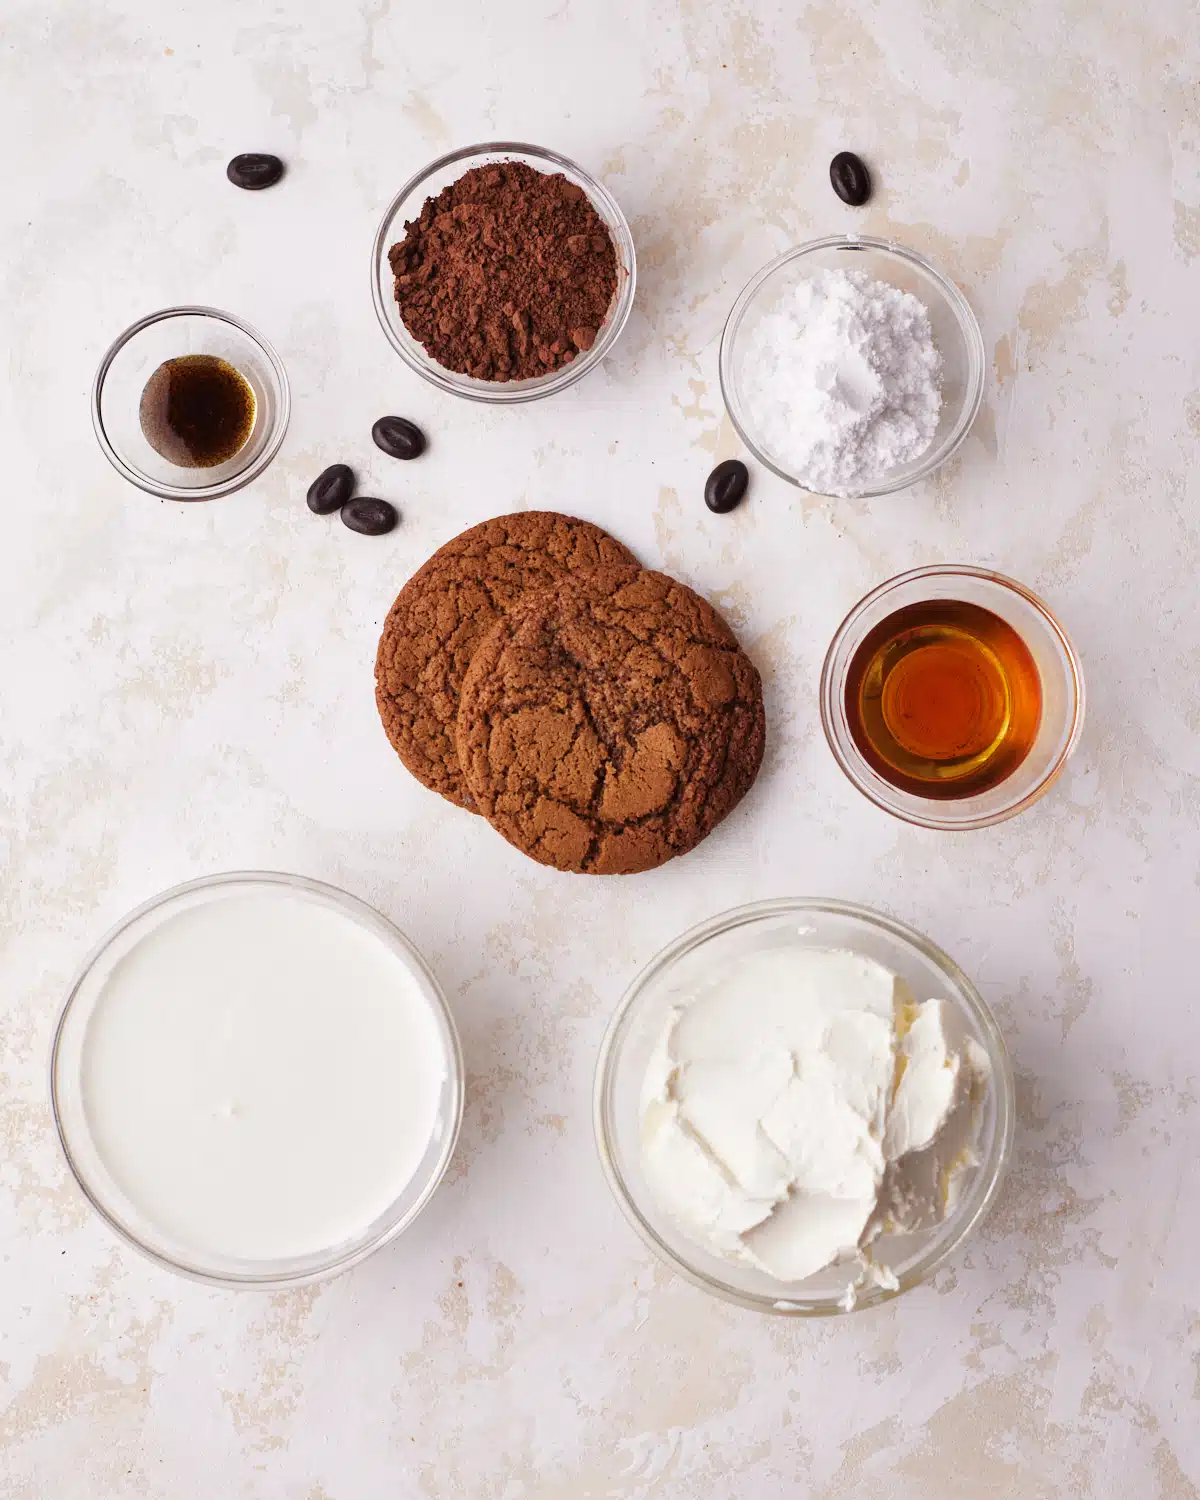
79, 887, 449, 1264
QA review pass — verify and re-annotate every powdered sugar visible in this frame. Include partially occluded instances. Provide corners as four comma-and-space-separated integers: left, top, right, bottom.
742, 268, 942, 496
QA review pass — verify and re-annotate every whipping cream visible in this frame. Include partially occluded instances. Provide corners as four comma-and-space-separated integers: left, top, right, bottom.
79, 887, 450, 1264
640, 947, 989, 1293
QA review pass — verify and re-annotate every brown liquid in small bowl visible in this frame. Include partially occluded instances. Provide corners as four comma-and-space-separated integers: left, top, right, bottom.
844, 599, 1042, 799
139, 355, 255, 469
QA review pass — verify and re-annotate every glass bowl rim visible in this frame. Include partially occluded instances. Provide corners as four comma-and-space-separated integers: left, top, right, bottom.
370, 140, 637, 405
50, 869, 465, 1289
592, 895, 1015, 1316
90, 305, 292, 501
819, 564, 1087, 830
718, 233, 985, 497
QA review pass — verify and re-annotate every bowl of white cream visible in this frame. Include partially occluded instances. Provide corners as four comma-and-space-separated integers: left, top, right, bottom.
593, 899, 1013, 1314
52, 872, 463, 1287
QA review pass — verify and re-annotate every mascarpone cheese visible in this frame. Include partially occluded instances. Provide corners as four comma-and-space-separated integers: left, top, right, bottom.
639, 946, 990, 1296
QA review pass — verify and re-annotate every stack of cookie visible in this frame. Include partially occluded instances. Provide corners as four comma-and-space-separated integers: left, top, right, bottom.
375, 512, 765, 875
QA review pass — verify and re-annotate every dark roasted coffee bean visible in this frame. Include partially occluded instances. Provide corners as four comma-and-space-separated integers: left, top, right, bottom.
226, 153, 284, 190
371, 415, 426, 460
341, 498, 398, 536
306, 464, 355, 515
829, 151, 871, 207
704, 459, 749, 514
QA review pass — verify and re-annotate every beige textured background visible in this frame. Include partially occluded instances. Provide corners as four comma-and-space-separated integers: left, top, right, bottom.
3, 0, 1199, 1494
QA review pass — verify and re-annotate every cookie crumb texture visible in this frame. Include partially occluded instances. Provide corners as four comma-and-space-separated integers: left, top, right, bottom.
375, 513, 637, 810
457, 567, 766, 874
388, 162, 619, 382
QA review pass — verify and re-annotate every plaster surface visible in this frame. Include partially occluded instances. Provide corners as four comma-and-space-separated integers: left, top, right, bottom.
2, 0, 1199, 1494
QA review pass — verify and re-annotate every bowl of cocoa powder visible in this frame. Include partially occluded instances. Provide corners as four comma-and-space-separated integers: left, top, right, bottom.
371, 142, 636, 403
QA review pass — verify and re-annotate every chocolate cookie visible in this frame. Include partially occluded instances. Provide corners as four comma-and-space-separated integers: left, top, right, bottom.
375, 512, 637, 809
456, 566, 766, 874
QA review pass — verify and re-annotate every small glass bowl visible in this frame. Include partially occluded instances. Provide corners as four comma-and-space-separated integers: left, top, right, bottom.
594, 898, 1014, 1316
371, 142, 637, 403
92, 307, 290, 500
51, 872, 464, 1289
719, 235, 985, 496
821, 565, 1085, 830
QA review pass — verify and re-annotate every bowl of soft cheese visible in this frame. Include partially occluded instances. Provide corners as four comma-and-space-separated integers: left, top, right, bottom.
719, 236, 985, 499
594, 898, 1013, 1314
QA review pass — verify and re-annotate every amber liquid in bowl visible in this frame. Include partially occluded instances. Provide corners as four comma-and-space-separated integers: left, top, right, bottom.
844, 599, 1042, 799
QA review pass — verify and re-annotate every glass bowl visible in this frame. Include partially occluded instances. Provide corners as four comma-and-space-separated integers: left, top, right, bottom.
92, 307, 290, 500
719, 235, 985, 496
51, 872, 464, 1289
821, 566, 1085, 830
594, 898, 1014, 1316
371, 142, 636, 403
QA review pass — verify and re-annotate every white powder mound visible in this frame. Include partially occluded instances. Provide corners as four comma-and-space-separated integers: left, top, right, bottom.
743, 267, 942, 496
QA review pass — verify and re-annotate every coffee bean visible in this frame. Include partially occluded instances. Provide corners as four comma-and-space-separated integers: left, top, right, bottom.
226, 153, 285, 191
704, 459, 749, 514
306, 464, 354, 515
371, 416, 426, 460
341, 498, 398, 536
829, 151, 871, 207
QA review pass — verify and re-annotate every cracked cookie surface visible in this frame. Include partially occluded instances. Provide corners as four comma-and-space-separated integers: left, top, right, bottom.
375, 512, 636, 809
456, 565, 766, 874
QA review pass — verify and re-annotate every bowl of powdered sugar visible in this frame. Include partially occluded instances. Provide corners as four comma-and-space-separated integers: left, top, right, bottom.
719, 235, 984, 498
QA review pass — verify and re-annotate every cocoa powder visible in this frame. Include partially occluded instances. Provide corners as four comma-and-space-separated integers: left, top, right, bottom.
388, 162, 619, 382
